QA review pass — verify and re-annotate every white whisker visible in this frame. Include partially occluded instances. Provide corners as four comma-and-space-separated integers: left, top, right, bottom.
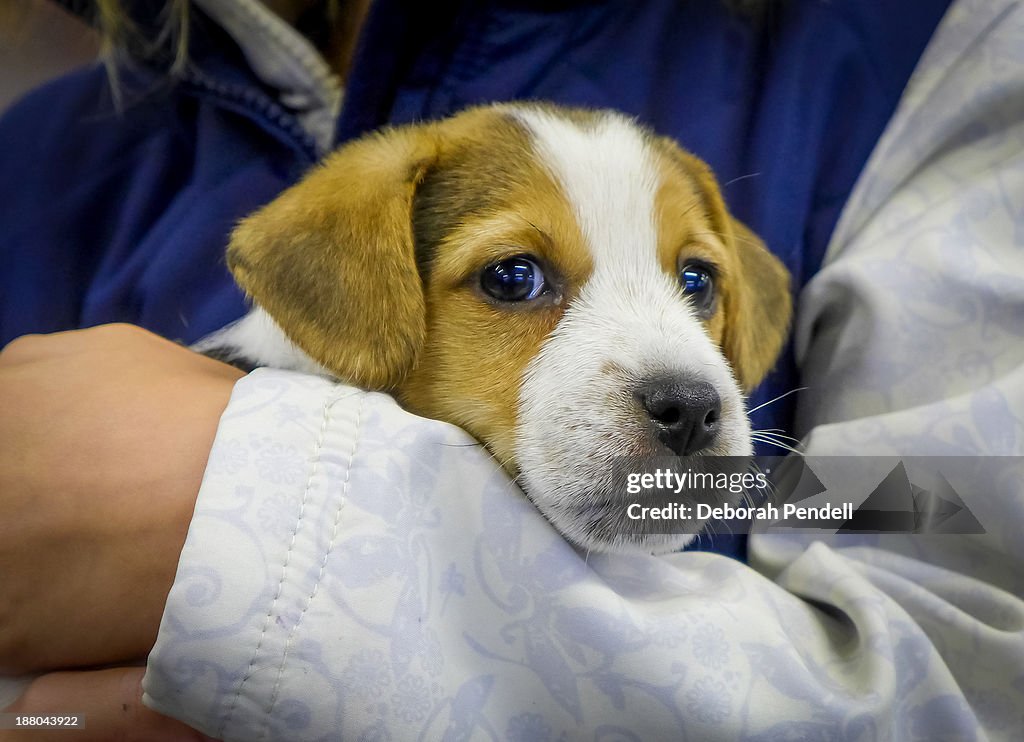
747, 387, 808, 415
722, 171, 762, 188
750, 434, 803, 456
750, 428, 802, 444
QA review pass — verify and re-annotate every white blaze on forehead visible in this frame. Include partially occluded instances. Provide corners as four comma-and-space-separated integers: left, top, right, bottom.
508, 105, 737, 385
510, 105, 715, 371
510, 108, 662, 272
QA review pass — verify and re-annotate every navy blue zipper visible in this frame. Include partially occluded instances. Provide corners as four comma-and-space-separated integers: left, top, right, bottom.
180, 66, 321, 164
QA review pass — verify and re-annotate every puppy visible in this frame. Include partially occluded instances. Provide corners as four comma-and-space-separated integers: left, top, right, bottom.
197, 103, 791, 554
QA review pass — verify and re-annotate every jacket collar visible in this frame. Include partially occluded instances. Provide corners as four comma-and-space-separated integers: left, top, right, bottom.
194, 0, 341, 151
53, 0, 341, 153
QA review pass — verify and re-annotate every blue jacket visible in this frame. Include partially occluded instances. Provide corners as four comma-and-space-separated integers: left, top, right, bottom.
0, 0, 949, 557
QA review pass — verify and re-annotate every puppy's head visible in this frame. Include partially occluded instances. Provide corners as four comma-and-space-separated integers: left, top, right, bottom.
228, 104, 791, 554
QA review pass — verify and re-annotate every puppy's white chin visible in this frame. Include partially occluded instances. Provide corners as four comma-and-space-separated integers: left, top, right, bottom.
515, 420, 754, 556
517, 449, 752, 556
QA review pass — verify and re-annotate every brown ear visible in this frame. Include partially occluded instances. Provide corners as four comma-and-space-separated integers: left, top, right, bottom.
721, 217, 792, 392
227, 125, 439, 389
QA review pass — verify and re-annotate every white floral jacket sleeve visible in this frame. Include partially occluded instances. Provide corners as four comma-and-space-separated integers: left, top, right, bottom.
142, 1, 1024, 739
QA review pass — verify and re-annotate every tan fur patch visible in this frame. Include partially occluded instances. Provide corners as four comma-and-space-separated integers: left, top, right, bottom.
400, 110, 591, 466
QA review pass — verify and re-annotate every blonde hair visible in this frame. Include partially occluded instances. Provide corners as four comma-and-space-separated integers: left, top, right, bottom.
0, 0, 190, 99
94, 0, 191, 76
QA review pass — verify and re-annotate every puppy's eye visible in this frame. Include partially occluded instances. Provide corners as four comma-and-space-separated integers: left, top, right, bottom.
480, 255, 547, 302
680, 262, 715, 315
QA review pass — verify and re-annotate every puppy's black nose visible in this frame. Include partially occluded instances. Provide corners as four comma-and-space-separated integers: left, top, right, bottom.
636, 378, 721, 456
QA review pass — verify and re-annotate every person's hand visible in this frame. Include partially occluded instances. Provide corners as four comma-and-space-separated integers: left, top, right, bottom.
2, 667, 216, 741
0, 324, 244, 674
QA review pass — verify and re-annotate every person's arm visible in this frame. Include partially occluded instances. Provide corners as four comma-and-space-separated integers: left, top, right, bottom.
2, 321, 1019, 741
751, 0, 1024, 582
3, 668, 214, 742
139, 360, 1024, 741
0, 325, 241, 672
0, 324, 241, 740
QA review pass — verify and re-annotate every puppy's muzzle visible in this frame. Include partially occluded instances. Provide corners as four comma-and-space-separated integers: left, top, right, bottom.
636, 377, 722, 456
